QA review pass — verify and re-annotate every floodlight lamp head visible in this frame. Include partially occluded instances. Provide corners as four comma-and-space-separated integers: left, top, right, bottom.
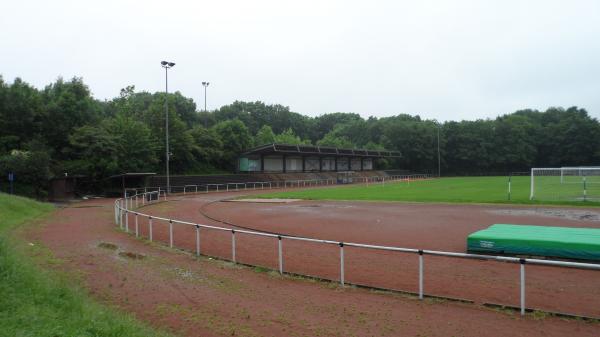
161, 61, 168, 66
202, 81, 206, 85
168, 62, 175, 67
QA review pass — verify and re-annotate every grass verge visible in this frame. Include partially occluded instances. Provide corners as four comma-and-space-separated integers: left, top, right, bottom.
0, 193, 173, 337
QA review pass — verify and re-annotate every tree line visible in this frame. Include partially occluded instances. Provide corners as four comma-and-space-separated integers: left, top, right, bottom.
1, 76, 599, 197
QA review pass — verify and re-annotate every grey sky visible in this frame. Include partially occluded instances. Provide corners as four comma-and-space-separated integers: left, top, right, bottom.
1, 0, 599, 121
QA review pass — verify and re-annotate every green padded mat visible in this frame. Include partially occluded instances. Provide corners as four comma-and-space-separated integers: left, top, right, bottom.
467, 224, 600, 261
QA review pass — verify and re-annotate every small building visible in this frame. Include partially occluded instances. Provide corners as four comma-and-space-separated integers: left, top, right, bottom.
238, 143, 401, 173
48, 175, 85, 201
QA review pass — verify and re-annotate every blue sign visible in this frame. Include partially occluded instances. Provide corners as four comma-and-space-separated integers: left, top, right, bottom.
8, 172, 14, 182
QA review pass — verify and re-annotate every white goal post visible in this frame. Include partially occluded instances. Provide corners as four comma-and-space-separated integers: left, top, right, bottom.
530, 167, 600, 201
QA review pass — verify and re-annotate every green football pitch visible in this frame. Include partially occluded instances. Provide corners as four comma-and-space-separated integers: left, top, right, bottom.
259, 176, 600, 206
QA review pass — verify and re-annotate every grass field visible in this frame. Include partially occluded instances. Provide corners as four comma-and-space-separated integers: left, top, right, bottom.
0, 193, 172, 337
260, 176, 600, 206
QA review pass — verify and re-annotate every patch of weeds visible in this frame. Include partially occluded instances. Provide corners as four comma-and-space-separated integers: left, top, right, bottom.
118, 251, 146, 260
532, 310, 549, 320
487, 305, 516, 317
253, 266, 270, 273
424, 296, 447, 305
98, 242, 118, 250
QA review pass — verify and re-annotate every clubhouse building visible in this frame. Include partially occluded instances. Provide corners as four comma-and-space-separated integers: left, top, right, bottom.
238, 143, 400, 173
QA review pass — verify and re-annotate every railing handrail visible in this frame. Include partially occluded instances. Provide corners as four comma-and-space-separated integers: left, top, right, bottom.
116, 187, 600, 271
125, 174, 430, 195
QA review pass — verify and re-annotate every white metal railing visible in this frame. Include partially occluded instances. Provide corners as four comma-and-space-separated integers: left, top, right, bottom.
124, 174, 431, 197
114, 184, 600, 319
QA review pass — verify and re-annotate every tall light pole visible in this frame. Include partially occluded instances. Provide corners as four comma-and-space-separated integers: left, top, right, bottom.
202, 81, 210, 127
437, 123, 441, 177
161, 61, 175, 193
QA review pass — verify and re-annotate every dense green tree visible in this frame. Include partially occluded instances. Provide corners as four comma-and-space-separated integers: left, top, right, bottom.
0, 77, 44, 152
0, 149, 50, 197
41, 78, 102, 158
104, 114, 158, 173
188, 126, 224, 171
317, 132, 354, 148
212, 119, 253, 170
274, 128, 311, 145
64, 125, 118, 180
255, 125, 276, 146
312, 113, 362, 142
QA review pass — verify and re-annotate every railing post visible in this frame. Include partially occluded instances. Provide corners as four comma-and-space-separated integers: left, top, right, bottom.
118, 205, 123, 229
520, 259, 526, 316
339, 242, 345, 286
135, 213, 139, 237
278, 236, 283, 274
195, 225, 200, 256
418, 250, 424, 300
148, 216, 153, 242
231, 230, 236, 263
125, 210, 129, 232
142, 193, 145, 205
169, 220, 173, 248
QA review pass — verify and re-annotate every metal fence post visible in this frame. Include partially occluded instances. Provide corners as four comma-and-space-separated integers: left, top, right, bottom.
118, 206, 122, 229
278, 236, 283, 274
339, 242, 345, 286
135, 213, 139, 237
125, 210, 129, 232
231, 230, 236, 263
419, 250, 424, 300
169, 220, 173, 248
148, 216, 153, 242
520, 259, 526, 316
195, 225, 200, 256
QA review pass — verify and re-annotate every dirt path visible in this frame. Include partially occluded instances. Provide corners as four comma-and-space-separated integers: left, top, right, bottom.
27, 195, 600, 337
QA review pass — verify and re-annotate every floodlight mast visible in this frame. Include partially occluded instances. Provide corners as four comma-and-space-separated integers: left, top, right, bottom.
437, 123, 441, 177
161, 61, 175, 194
202, 81, 210, 127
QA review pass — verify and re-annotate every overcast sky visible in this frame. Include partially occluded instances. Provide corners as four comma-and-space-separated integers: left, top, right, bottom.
1, 0, 599, 121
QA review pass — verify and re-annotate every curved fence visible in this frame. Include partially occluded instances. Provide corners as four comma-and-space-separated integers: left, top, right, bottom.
114, 176, 600, 319
122, 174, 431, 197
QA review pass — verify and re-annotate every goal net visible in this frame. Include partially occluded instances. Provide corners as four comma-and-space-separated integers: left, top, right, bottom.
530, 167, 600, 201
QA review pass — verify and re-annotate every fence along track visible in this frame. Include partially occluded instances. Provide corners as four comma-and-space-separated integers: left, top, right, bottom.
114, 175, 600, 319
